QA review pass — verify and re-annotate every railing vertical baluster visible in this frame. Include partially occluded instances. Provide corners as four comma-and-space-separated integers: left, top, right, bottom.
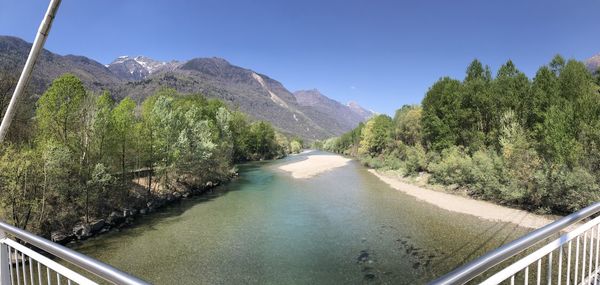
28, 257, 33, 285
525, 266, 529, 285
21, 252, 27, 285
558, 245, 563, 285
547, 252, 552, 284
15, 250, 21, 285
537, 259, 541, 285
57, 273, 61, 285
0, 232, 11, 285
589, 228, 594, 283
594, 225, 600, 285
37, 262, 41, 285
511, 275, 515, 285
583, 231, 588, 282
7, 247, 14, 285
46, 267, 50, 285
567, 240, 572, 285
575, 236, 580, 285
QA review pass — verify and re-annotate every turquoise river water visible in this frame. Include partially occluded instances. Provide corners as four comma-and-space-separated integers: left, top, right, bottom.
72, 151, 531, 284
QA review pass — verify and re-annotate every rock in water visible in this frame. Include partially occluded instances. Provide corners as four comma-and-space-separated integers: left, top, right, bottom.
357, 250, 369, 263
364, 273, 376, 281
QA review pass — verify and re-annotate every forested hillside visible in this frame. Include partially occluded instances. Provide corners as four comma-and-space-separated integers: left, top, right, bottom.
0, 73, 301, 238
320, 56, 600, 214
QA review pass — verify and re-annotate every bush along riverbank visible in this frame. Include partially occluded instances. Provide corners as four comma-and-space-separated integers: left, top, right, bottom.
50, 172, 233, 244
316, 55, 600, 215
0, 74, 303, 243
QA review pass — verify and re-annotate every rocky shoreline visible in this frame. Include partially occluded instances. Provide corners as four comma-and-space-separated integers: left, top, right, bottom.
50, 177, 233, 245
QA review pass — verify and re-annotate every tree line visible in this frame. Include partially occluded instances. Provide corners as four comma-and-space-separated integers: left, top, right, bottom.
0, 73, 302, 235
319, 56, 600, 214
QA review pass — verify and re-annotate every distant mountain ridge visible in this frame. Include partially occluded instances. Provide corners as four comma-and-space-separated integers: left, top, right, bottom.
107, 56, 182, 81
0, 35, 122, 93
294, 89, 374, 135
347, 101, 375, 119
0, 35, 373, 140
586, 53, 600, 73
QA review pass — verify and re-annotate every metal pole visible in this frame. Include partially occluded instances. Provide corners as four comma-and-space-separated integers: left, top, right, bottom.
0, 0, 62, 143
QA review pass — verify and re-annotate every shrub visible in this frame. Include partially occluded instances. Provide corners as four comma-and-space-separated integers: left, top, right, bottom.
360, 156, 385, 169
469, 149, 504, 199
290, 140, 302, 154
382, 153, 403, 170
404, 144, 427, 175
428, 146, 472, 186
538, 166, 600, 213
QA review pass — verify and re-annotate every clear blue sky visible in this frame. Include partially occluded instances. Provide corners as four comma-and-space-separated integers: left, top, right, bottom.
1, 0, 599, 115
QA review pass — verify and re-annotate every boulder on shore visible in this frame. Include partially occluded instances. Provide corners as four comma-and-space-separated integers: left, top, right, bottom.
89, 219, 106, 234
73, 224, 90, 239
107, 211, 125, 225
51, 231, 74, 245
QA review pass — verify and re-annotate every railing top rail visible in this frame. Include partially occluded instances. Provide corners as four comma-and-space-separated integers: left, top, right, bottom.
0, 221, 150, 285
429, 201, 600, 285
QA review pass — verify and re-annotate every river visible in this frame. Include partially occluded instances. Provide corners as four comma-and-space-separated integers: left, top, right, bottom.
72, 151, 530, 284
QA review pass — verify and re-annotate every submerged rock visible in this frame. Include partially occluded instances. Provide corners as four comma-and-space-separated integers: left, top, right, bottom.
364, 273, 376, 281
357, 250, 370, 263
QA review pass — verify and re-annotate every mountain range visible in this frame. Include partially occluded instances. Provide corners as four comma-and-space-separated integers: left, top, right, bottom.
0, 35, 373, 140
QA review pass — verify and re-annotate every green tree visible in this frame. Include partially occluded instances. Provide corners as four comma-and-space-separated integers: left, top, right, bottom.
84, 164, 115, 223
290, 140, 302, 154
493, 60, 531, 126
393, 105, 422, 146
549, 54, 565, 76
358, 115, 393, 156
247, 121, 278, 160
112, 97, 137, 181
529, 66, 560, 138
92, 92, 116, 166
499, 110, 540, 204
421, 77, 462, 151
541, 105, 581, 166
36, 74, 86, 146
229, 111, 251, 161
0, 145, 43, 230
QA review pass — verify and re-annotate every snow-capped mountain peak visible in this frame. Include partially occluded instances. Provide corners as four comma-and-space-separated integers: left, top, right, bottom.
107, 55, 182, 81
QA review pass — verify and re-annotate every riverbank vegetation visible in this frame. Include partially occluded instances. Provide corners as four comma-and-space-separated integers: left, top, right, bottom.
0, 73, 301, 236
320, 56, 600, 214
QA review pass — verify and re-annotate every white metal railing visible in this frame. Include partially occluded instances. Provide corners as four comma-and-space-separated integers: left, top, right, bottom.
0, 222, 149, 285
1, 237, 97, 285
482, 215, 600, 285
431, 202, 600, 284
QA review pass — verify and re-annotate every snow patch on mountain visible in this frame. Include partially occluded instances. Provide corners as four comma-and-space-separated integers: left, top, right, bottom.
107, 56, 182, 80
